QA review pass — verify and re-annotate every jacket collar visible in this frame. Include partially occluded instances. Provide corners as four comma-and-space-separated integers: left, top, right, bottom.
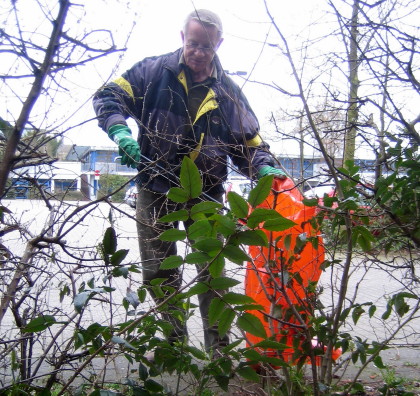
165, 48, 224, 83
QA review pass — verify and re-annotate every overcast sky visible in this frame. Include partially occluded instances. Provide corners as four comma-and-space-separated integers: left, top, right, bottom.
61, 0, 329, 154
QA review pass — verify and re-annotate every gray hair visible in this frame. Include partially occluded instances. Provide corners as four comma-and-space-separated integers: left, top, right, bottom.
183, 9, 223, 38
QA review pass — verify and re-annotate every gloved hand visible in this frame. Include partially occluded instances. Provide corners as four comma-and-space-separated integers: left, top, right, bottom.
258, 165, 287, 180
108, 124, 141, 168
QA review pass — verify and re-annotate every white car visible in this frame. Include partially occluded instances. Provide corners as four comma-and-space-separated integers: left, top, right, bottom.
124, 186, 137, 208
304, 184, 336, 199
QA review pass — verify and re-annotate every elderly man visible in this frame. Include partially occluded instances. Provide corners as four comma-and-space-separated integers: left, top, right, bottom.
93, 9, 285, 355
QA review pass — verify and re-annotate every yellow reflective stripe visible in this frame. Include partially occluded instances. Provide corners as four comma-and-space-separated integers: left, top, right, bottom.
178, 70, 188, 94
189, 133, 205, 161
194, 88, 218, 124
247, 134, 263, 147
113, 77, 134, 99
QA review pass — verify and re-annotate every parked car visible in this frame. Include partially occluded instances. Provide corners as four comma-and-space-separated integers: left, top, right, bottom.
124, 186, 137, 208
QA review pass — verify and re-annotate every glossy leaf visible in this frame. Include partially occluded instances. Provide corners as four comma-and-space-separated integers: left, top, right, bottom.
187, 219, 212, 240
227, 191, 249, 219
209, 255, 225, 278
193, 238, 223, 253
248, 175, 273, 208
111, 336, 136, 350
167, 187, 189, 203
247, 208, 279, 229
180, 156, 202, 198
190, 201, 222, 220
23, 315, 57, 333
218, 308, 235, 337
103, 227, 117, 255
159, 228, 187, 242
125, 291, 139, 309
264, 216, 296, 231
185, 251, 211, 264
158, 209, 189, 223
160, 255, 183, 270
213, 213, 237, 236
74, 291, 91, 313
236, 365, 260, 382
222, 244, 251, 264
235, 229, 268, 246
253, 340, 289, 350
184, 282, 209, 297
237, 312, 267, 338
210, 277, 241, 290
209, 297, 225, 325
222, 292, 254, 305
110, 249, 129, 266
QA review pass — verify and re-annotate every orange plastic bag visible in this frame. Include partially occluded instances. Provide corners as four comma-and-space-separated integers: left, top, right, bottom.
245, 178, 339, 365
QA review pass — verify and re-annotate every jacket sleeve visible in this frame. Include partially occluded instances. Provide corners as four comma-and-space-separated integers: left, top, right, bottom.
222, 78, 274, 179
92, 63, 145, 133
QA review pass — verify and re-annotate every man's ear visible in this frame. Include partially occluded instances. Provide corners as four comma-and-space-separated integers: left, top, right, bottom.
180, 30, 185, 43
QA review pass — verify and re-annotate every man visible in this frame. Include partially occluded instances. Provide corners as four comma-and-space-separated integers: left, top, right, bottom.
93, 9, 286, 355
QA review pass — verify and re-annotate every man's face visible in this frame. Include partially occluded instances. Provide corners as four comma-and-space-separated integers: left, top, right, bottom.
181, 20, 223, 76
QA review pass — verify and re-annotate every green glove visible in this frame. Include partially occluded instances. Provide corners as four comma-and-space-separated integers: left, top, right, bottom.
258, 165, 287, 180
108, 124, 141, 168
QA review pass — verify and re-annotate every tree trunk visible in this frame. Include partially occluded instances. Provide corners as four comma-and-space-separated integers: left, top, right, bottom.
343, 0, 360, 167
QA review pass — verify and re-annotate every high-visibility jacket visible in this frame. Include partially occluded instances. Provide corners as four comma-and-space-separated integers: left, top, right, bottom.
93, 48, 274, 194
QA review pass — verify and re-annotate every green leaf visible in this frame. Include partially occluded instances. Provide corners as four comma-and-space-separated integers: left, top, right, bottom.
222, 244, 251, 264
125, 291, 139, 308
209, 255, 225, 278
111, 335, 136, 350
352, 305, 365, 325
187, 219, 212, 240
167, 187, 189, 203
193, 238, 223, 253
247, 208, 279, 229
185, 251, 211, 264
138, 361, 148, 381
180, 156, 202, 198
160, 255, 183, 270
253, 340, 289, 350
190, 201, 222, 220
74, 291, 92, 313
236, 365, 260, 382
144, 378, 164, 393
353, 225, 375, 252
222, 292, 254, 305
103, 227, 117, 255
159, 228, 187, 242
23, 315, 57, 333
215, 375, 229, 392
302, 198, 319, 207
394, 293, 412, 317
248, 175, 273, 208
237, 312, 267, 338
227, 191, 249, 219
184, 282, 209, 297
368, 305, 377, 318
218, 308, 235, 337
110, 249, 129, 266
373, 355, 386, 369
209, 297, 225, 325
235, 230, 268, 246
184, 345, 207, 360
158, 209, 189, 222
213, 214, 237, 236
210, 277, 241, 290
264, 216, 296, 231
138, 288, 147, 303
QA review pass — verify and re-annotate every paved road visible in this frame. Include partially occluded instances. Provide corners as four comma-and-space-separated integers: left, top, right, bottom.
1, 199, 418, 392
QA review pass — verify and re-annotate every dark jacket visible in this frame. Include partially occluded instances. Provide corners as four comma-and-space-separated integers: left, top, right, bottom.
93, 48, 274, 194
